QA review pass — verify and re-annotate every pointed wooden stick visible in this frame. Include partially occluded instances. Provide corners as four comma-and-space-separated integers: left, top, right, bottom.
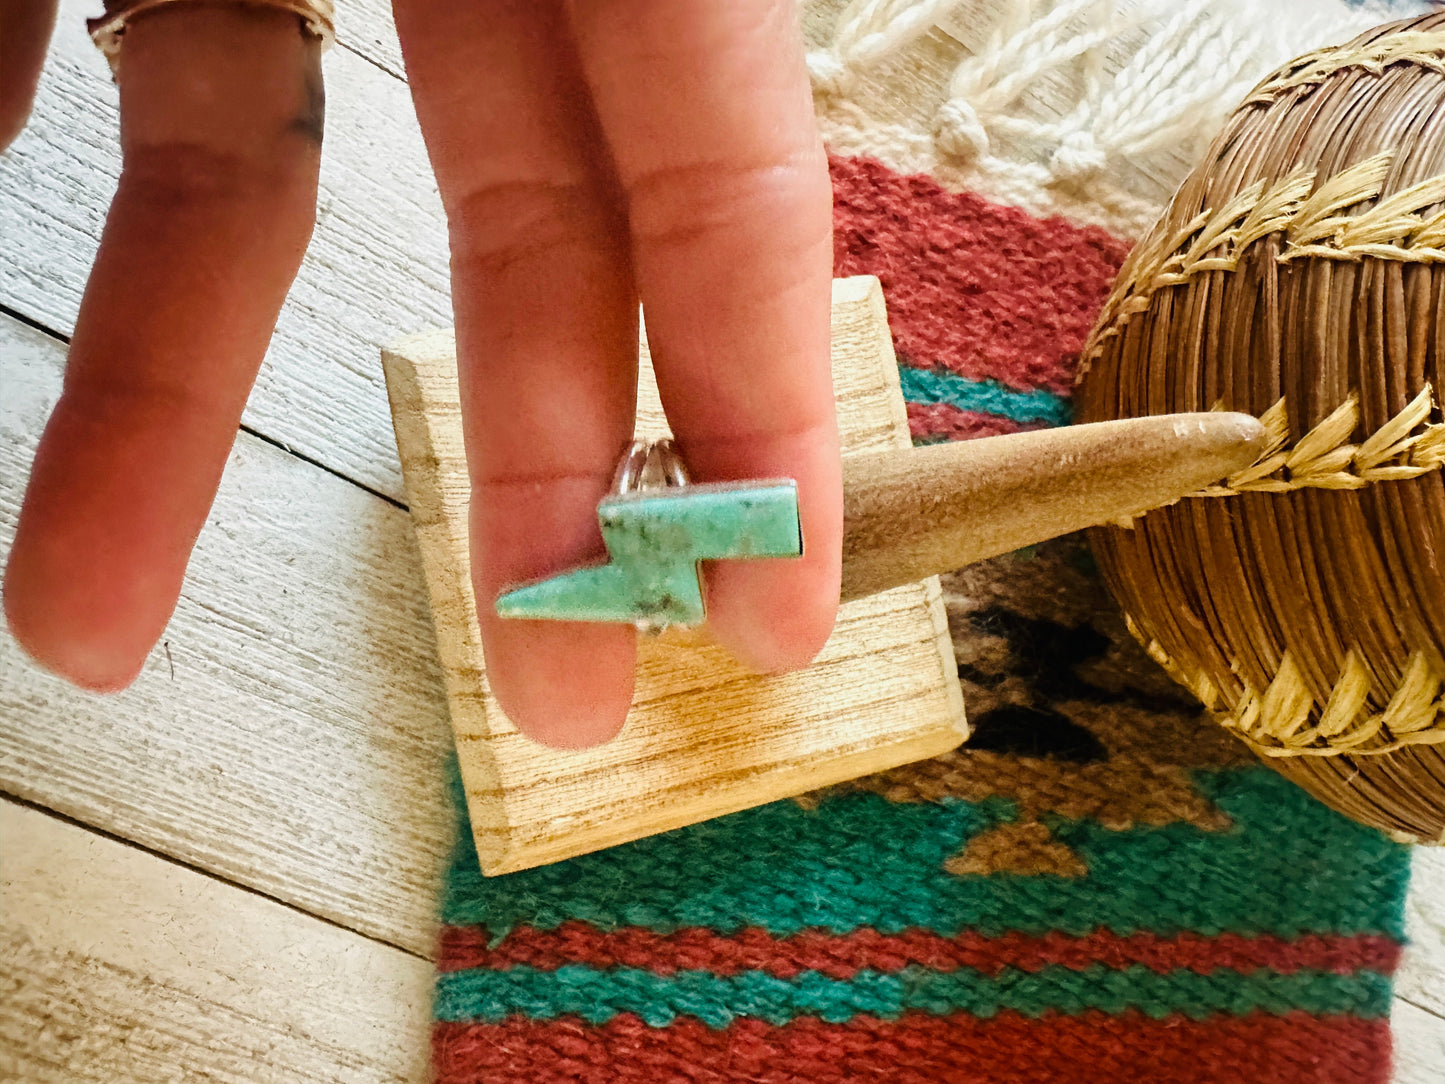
840, 412, 1267, 601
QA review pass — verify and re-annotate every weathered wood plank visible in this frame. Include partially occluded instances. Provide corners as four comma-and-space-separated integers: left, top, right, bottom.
1393, 997, 1445, 1084
1394, 843, 1445, 1082
0, 798, 433, 1084
1399, 846, 1445, 1021
384, 276, 966, 874
334, 0, 404, 79
0, 313, 454, 956
0, 0, 451, 501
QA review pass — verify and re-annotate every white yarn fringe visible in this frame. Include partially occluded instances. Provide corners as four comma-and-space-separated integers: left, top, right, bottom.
806, 0, 1425, 232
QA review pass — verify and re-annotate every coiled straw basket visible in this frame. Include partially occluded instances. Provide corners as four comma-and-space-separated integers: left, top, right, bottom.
1077, 13, 1445, 843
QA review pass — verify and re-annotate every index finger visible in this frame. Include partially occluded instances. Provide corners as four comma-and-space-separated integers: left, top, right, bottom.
3, 5, 321, 689
567, 0, 842, 673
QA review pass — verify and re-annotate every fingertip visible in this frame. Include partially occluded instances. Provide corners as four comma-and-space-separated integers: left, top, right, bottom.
481, 618, 637, 749
3, 392, 206, 697
471, 485, 640, 750
2, 557, 150, 694
705, 555, 840, 676
684, 427, 843, 679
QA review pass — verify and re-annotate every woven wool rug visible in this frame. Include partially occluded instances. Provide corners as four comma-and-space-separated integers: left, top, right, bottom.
432, 1, 1428, 1080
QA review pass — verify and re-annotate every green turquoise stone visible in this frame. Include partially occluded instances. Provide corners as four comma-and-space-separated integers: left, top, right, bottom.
495, 481, 802, 627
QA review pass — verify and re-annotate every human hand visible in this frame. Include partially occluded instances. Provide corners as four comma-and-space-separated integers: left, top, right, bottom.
1, 0, 842, 748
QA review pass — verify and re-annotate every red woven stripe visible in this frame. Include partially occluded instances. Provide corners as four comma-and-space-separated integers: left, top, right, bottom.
907, 402, 1042, 442
434, 1010, 1390, 1084
831, 155, 1130, 394
436, 923, 1400, 979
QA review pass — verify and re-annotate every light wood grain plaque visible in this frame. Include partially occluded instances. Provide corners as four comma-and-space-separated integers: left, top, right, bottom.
382, 276, 966, 875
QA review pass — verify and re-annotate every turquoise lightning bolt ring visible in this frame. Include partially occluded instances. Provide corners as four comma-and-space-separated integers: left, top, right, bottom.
494, 440, 803, 633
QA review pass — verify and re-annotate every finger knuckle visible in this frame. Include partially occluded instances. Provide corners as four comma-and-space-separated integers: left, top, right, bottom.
123, 141, 317, 212
449, 177, 623, 278
625, 151, 830, 256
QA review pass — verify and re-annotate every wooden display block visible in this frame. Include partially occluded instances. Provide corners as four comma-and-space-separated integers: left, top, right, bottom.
382, 276, 966, 876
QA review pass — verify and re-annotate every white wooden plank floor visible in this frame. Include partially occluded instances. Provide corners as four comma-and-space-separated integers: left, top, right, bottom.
1, 1, 1442, 1080
1, 799, 433, 1084
1, 317, 454, 957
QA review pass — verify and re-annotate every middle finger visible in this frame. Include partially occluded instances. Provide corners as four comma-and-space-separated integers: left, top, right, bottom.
394, 0, 640, 747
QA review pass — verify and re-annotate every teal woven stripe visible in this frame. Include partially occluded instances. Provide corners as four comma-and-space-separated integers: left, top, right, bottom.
433, 963, 1393, 1028
897, 367, 1072, 427
444, 768, 1409, 940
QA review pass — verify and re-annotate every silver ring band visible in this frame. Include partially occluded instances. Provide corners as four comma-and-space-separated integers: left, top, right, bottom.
611, 439, 691, 495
